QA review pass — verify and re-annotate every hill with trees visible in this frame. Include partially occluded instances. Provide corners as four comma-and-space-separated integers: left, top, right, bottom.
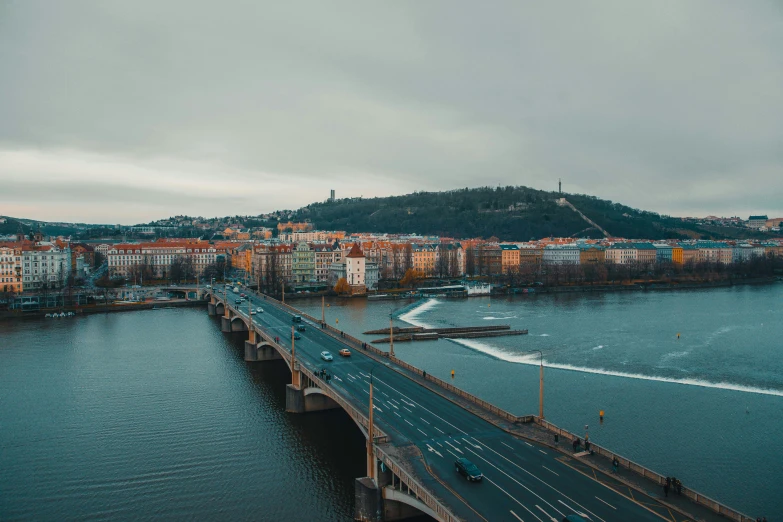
291, 186, 771, 241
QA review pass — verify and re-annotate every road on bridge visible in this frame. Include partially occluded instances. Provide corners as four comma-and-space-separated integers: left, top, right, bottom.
225, 287, 670, 522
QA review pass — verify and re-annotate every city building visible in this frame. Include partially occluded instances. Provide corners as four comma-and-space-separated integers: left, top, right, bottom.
578, 244, 606, 264
542, 244, 580, 265
107, 241, 217, 279
0, 243, 23, 293
292, 242, 316, 283
747, 215, 768, 229
21, 242, 70, 290
500, 244, 520, 273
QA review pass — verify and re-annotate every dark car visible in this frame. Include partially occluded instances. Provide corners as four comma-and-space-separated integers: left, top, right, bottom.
293, 332, 301, 340
296, 325, 306, 332
454, 458, 482, 481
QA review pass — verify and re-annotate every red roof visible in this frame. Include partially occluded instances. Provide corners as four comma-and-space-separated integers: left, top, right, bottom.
346, 243, 365, 258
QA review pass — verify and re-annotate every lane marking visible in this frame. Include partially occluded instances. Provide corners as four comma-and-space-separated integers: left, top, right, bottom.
420, 417, 430, 425
539, 450, 548, 455
483, 476, 544, 522
426, 444, 443, 458
393, 411, 401, 418
361, 389, 369, 395
444, 440, 463, 454
380, 391, 389, 398
595, 496, 616, 510
501, 441, 515, 450
436, 442, 443, 447
557, 500, 591, 521
434, 426, 445, 434
403, 406, 414, 414
542, 466, 559, 476
463, 447, 564, 518
510, 510, 525, 522
404, 419, 414, 426
417, 428, 428, 437
523, 441, 533, 447
535, 504, 559, 522
470, 437, 605, 522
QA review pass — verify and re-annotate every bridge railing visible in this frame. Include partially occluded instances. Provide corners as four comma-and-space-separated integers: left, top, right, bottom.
534, 418, 755, 522
374, 445, 459, 522
238, 304, 390, 444
261, 294, 525, 425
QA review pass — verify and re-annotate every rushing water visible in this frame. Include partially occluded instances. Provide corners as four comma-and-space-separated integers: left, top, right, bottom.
0, 309, 368, 521
295, 283, 783, 517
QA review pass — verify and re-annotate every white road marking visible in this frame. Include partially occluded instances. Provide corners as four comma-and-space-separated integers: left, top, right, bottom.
426, 444, 443, 458
463, 447, 564, 518
483, 476, 544, 522
434, 426, 445, 434
444, 440, 463, 454
557, 501, 594, 522
539, 450, 547, 455
594, 496, 616, 510
403, 406, 414, 414
542, 466, 559, 476
419, 417, 430, 425
373, 405, 382, 413
501, 441, 515, 450
436, 442, 443, 447
333, 376, 342, 382
404, 419, 414, 426
470, 437, 606, 522
394, 411, 401, 418
361, 389, 369, 395
509, 510, 525, 522
535, 505, 558, 522
523, 441, 533, 447
446, 449, 459, 459
381, 391, 389, 398
389, 403, 399, 410
417, 428, 428, 437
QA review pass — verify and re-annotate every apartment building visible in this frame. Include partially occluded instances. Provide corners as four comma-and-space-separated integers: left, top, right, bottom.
0, 244, 23, 293
107, 241, 217, 278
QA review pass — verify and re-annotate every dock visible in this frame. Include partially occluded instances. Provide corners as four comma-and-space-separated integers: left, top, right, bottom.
367, 324, 528, 344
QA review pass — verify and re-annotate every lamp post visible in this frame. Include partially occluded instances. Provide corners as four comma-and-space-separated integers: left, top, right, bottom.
389, 312, 394, 358
522, 349, 545, 420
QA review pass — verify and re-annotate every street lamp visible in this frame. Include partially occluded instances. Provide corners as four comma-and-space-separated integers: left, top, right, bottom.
521, 349, 545, 420
388, 312, 395, 358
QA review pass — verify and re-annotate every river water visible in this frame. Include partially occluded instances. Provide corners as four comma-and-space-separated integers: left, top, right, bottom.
0, 309, 367, 521
1, 284, 779, 519
295, 283, 783, 517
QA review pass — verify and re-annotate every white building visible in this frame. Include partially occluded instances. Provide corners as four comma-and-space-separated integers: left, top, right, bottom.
542, 244, 580, 265
21, 242, 70, 290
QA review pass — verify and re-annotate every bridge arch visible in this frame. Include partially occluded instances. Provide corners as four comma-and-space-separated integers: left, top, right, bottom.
383, 486, 443, 522
229, 315, 248, 331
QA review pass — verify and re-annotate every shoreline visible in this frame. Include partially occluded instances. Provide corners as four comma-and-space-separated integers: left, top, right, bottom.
0, 299, 207, 322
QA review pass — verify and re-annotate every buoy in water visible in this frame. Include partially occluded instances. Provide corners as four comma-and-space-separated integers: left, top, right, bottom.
677, 333, 680, 339
599, 410, 605, 421
451, 369, 455, 378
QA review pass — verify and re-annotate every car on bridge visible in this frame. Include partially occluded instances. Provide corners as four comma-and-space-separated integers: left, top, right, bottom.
250, 310, 256, 315
294, 332, 301, 340
292, 315, 302, 323
454, 458, 483, 482
256, 307, 263, 313
235, 299, 241, 305
338, 348, 351, 357
320, 351, 333, 361
296, 325, 306, 332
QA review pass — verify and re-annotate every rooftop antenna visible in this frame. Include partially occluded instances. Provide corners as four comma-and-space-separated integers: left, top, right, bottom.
559, 179, 562, 195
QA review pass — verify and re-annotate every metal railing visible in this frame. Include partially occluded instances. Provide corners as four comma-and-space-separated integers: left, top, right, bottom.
534, 418, 755, 522
374, 445, 459, 522
253, 294, 755, 522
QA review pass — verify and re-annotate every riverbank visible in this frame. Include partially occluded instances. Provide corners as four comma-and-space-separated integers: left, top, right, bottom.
0, 299, 207, 321
519, 275, 779, 294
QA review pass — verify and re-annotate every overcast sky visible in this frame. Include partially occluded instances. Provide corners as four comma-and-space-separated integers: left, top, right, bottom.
1, 0, 781, 224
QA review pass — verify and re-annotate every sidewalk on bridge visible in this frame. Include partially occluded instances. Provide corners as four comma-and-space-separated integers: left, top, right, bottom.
370, 358, 739, 522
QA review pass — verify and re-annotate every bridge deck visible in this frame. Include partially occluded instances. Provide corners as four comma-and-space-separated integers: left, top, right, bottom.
210, 287, 749, 522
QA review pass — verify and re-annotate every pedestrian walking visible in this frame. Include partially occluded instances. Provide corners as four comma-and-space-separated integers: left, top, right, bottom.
612, 457, 619, 474
584, 440, 591, 452
572, 438, 579, 452
663, 481, 669, 498
666, 476, 671, 489
676, 479, 682, 495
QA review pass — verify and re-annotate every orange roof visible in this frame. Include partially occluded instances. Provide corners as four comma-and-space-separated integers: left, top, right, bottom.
346, 243, 365, 258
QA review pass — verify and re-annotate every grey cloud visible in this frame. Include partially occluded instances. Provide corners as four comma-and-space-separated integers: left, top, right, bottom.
0, 0, 781, 222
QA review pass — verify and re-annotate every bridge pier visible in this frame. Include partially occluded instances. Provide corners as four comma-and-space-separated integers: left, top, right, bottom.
244, 342, 282, 362
220, 316, 232, 332
207, 302, 216, 316
354, 477, 382, 522
285, 384, 341, 413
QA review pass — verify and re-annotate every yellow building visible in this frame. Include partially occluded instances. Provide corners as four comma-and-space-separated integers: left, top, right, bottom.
500, 245, 520, 272
0, 244, 23, 293
579, 245, 606, 264
671, 246, 683, 265
519, 246, 543, 265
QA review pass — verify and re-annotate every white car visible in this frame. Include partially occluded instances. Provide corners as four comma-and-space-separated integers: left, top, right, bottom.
256, 307, 263, 313
320, 351, 333, 362
250, 310, 257, 315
